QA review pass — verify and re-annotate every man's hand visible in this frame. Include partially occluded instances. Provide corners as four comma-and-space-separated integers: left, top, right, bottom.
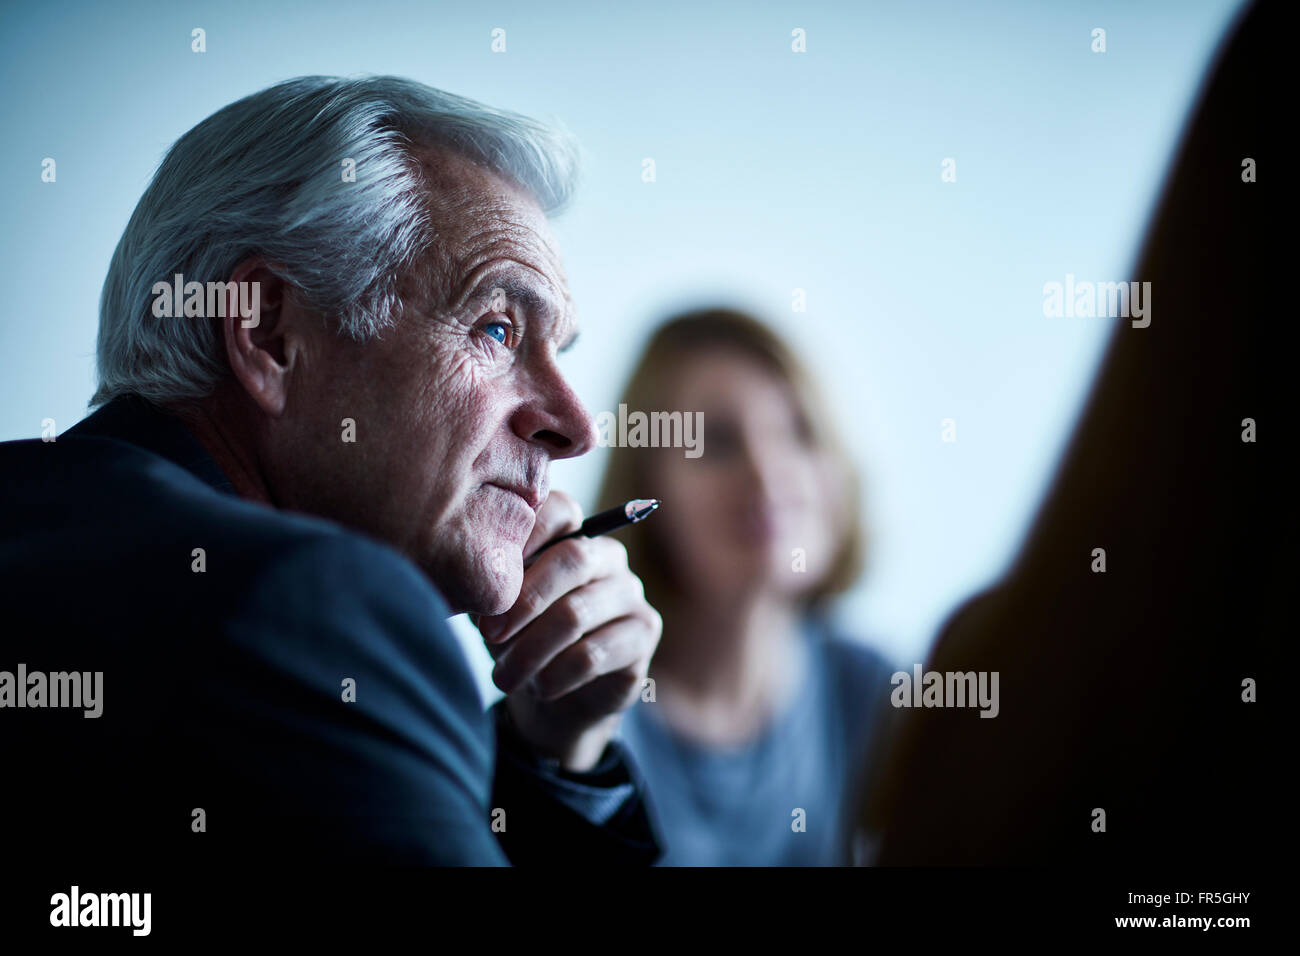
476, 491, 662, 772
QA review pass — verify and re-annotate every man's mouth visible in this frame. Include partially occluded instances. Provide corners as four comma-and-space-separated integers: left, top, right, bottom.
487, 482, 544, 513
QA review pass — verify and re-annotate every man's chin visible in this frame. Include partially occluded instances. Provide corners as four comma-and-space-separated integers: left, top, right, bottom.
437, 553, 522, 616
436, 585, 519, 618
473, 582, 521, 617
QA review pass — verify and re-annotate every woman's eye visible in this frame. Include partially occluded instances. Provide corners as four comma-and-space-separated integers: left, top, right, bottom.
706, 423, 740, 457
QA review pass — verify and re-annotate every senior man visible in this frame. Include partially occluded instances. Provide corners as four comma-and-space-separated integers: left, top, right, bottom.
0, 76, 663, 866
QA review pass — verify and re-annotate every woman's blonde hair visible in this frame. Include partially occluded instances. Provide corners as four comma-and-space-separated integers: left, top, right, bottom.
596, 307, 866, 613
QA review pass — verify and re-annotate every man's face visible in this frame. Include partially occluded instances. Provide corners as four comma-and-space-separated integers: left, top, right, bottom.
265, 149, 595, 614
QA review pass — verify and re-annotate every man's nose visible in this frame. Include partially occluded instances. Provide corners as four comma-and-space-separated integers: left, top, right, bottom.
511, 369, 597, 460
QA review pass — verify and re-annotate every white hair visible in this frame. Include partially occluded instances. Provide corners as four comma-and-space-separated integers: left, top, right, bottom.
93, 75, 580, 406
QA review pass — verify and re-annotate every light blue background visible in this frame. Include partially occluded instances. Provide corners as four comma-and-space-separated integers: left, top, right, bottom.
0, 0, 1244, 673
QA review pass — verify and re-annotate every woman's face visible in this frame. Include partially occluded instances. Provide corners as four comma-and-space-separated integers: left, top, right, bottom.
651, 348, 841, 605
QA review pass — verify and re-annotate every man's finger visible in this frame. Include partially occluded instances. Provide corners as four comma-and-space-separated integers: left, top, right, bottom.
489, 572, 643, 693
531, 619, 657, 702
479, 535, 625, 644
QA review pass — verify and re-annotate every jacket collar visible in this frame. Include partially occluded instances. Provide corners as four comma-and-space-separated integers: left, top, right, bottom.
66, 395, 238, 496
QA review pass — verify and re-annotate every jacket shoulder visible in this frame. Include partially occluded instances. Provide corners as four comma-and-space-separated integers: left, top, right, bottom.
1, 432, 505, 862
1, 433, 428, 590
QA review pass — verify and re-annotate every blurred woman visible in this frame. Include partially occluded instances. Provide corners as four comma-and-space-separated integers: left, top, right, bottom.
599, 307, 895, 865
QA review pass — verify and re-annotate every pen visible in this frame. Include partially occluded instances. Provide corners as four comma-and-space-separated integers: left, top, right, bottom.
526, 498, 660, 566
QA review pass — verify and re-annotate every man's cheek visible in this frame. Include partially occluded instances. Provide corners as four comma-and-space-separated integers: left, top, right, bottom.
433, 348, 489, 401
422, 350, 508, 433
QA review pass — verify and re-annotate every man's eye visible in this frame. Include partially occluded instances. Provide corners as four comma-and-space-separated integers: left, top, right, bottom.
483, 320, 514, 347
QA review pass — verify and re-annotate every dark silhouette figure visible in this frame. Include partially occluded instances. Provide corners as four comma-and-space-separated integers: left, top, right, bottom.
861, 0, 1271, 865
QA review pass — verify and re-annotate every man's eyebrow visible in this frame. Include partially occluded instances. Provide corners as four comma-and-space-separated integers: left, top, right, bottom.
484, 276, 553, 320
484, 275, 577, 351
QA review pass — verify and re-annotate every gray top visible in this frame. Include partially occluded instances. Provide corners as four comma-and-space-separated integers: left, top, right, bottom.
616, 619, 894, 865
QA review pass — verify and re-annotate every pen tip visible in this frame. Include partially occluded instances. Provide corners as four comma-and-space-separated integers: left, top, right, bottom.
625, 498, 660, 522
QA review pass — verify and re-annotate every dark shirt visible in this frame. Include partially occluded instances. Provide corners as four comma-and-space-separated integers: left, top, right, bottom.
0, 395, 661, 866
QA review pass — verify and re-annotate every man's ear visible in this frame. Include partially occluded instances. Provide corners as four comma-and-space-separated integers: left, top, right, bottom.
220, 259, 300, 417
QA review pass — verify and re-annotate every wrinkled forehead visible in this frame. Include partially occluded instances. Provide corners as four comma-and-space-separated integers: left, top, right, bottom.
410, 145, 572, 315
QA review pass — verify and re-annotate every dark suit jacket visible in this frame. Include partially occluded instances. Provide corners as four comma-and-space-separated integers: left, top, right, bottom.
0, 395, 661, 866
